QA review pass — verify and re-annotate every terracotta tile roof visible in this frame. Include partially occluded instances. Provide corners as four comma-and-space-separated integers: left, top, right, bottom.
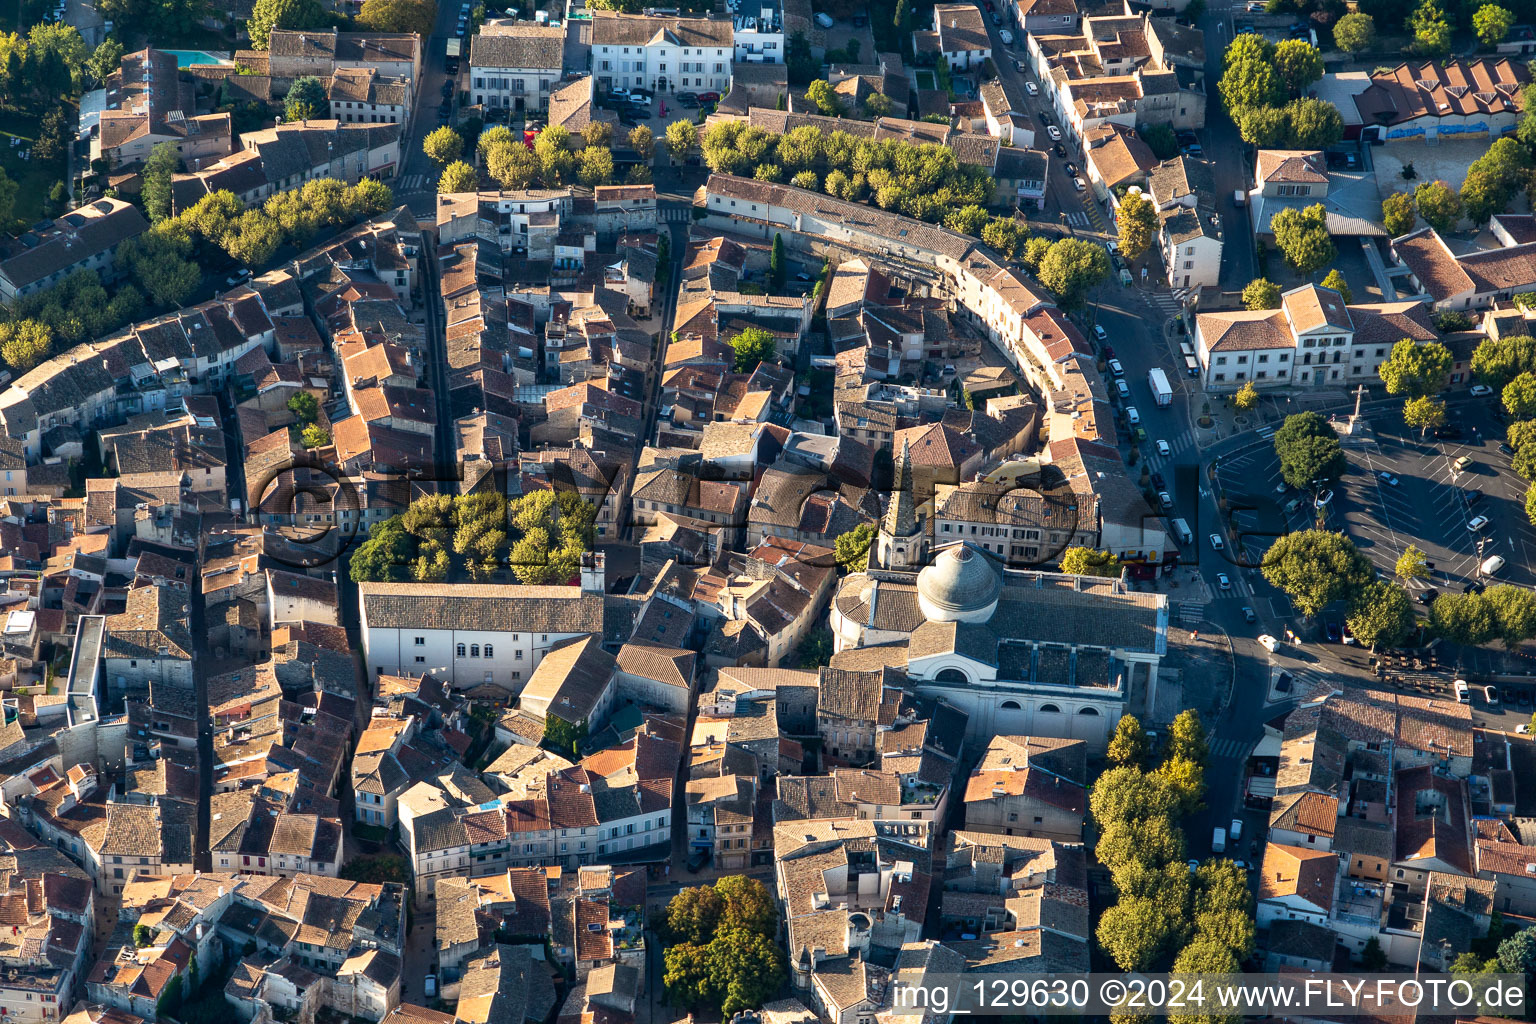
1258, 842, 1337, 912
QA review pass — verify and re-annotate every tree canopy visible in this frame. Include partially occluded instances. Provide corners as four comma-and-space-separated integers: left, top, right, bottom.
661, 878, 785, 1016
1243, 278, 1282, 310
1378, 339, 1452, 396
1270, 203, 1336, 275
1273, 411, 1346, 489
1038, 238, 1110, 307
1261, 529, 1374, 617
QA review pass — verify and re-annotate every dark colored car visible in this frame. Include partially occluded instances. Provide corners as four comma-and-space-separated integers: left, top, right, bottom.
676, 91, 698, 102
1325, 621, 1342, 642
1065, 161, 1078, 175
1464, 581, 1486, 595
1418, 588, 1439, 605
1150, 471, 1166, 490
446, 58, 459, 74
441, 80, 455, 96
678, 95, 700, 107
1500, 442, 1516, 456
1052, 142, 1067, 157
1038, 111, 1050, 125
1468, 489, 1485, 505
1505, 688, 1520, 703
1435, 425, 1464, 439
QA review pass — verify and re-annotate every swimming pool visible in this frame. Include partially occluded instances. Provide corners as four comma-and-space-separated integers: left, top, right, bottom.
161, 49, 233, 67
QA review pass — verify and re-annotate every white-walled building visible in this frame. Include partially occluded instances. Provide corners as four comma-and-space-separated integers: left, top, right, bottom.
733, 0, 784, 62
469, 23, 566, 112
591, 11, 734, 95
933, 3, 992, 70
358, 582, 607, 691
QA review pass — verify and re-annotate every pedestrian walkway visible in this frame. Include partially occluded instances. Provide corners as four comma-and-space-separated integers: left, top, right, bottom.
397, 172, 433, 192
659, 205, 692, 222
1147, 291, 1183, 320
1207, 735, 1254, 761
1062, 210, 1093, 229
1177, 601, 1206, 623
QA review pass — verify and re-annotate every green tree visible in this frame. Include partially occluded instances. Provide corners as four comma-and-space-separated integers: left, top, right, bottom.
85, 37, 124, 86
794, 627, 834, 669
628, 124, 654, 161
1272, 39, 1325, 96
1461, 166, 1518, 224
287, 391, 319, 423
805, 79, 841, 115
666, 118, 703, 161
1261, 529, 1373, 617
140, 142, 179, 224
1059, 547, 1123, 577
945, 203, 990, 236
1090, 765, 1176, 825
729, 325, 776, 372
284, 75, 327, 121
133, 923, 155, 947
1233, 381, 1259, 413
1496, 928, 1536, 978
1333, 10, 1377, 51
1107, 714, 1150, 768
1410, 0, 1452, 54
1505, 372, 1536, 418
1403, 395, 1447, 435
577, 144, 614, 186
1038, 237, 1110, 307
1273, 411, 1346, 489
1167, 709, 1209, 765
1139, 122, 1179, 159
1286, 97, 1345, 149
1414, 180, 1462, 232
1474, 2, 1514, 43
300, 424, 330, 448
1381, 191, 1417, 236
665, 886, 723, 945
1509, 419, 1536, 452
542, 715, 587, 757
663, 944, 712, 1008
1396, 544, 1430, 583
485, 141, 535, 189
121, 231, 199, 308
1347, 579, 1415, 650
1021, 235, 1052, 271
1237, 104, 1290, 147
1243, 278, 1282, 310
357, 0, 437, 33
1428, 590, 1497, 646
982, 217, 1027, 260
863, 92, 893, 117
1320, 269, 1352, 303
438, 160, 478, 193
248, 0, 327, 47
1484, 584, 1536, 648
1219, 34, 1279, 112
1100, 818, 1188, 875
1117, 190, 1158, 262
535, 126, 576, 184
1157, 756, 1206, 815
835, 522, 876, 571
0, 320, 53, 373
582, 120, 614, 148
770, 233, 786, 291
1270, 203, 1335, 275
1378, 338, 1453, 396
1098, 897, 1184, 972
423, 124, 464, 167
1473, 334, 1536, 389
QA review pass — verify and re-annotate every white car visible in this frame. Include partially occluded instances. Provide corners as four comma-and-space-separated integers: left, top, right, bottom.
1315, 489, 1334, 508
1093, 324, 1108, 343
1116, 380, 1131, 400
1025, 81, 1038, 96
1073, 176, 1086, 192
1209, 533, 1224, 550
1048, 125, 1062, 140
1518, 724, 1531, 735
1158, 491, 1173, 510
1156, 440, 1171, 456
1378, 471, 1399, 486
1217, 573, 1232, 591
1469, 515, 1490, 532
1258, 634, 1279, 652
1470, 384, 1494, 397
1108, 358, 1124, 377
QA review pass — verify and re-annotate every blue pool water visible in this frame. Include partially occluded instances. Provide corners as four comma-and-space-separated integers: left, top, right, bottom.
161, 49, 233, 67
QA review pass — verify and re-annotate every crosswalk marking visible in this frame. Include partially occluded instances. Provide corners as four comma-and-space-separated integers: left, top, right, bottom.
397, 173, 432, 192
1208, 736, 1253, 760
1148, 293, 1183, 318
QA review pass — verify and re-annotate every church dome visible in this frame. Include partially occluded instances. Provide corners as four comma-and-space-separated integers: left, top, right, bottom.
916, 543, 1002, 623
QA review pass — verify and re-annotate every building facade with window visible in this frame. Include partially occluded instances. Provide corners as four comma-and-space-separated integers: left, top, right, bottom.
591, 11, 734, 95
469, 24, 566, 111
358, 582, 608, 691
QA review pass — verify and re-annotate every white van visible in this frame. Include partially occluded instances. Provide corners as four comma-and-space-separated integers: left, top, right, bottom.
1454, 679, 1470, 703
1229, 818, 1243, 843
1126, 406, 1140, 426
1482, 554, 1507, 575
1171, 518, 1193, 545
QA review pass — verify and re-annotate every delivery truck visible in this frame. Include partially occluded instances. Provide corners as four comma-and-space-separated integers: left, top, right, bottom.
1148, 367, 1173, 407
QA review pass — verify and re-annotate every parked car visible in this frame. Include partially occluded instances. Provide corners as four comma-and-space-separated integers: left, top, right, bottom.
1341, 623, 1356, 645
698, 91, 721, 102
1258, 634, 1280, 652
1093, 324, 1108, 343
1455, 455, 1474, 470
1314, 489, 1334, 508
1115, 379, 1131, 400
1500, 442, 1516, 456
1435, 425, 1464, 439
1469, 515, 1490, 532
226, 268, 251, 287
1150, 471, 1165, 489
1108, 358, 1124, 377
676, 90, 699, 102
1465, 581, 1485, 595
1418, 587, 1438, 604
1486, 685, 1500, 705
1156, 439, 1171, 457
1325, 620, 1342, 643
1052, 142, 1066, 157
998, 27, 1013, 43
1048, 126, 1063, 140
1037, 111, 1050, 125
1468, 488, 1486, 504
1377, 471, 1399, 486
1072, 176, 1086, 191
1065, 161, 1078, 176
1024, 79, 1037, 94
441, 80, 455, 97
1158, 491, 1172, 510
1471, 384, 1494, 397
